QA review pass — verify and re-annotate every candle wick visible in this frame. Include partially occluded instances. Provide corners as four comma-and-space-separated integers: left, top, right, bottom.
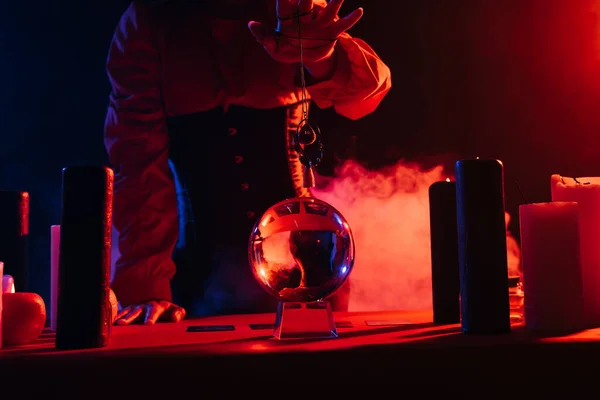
560, 175, 565, 184
515, 181, 529, 204
574, 177, 581, 184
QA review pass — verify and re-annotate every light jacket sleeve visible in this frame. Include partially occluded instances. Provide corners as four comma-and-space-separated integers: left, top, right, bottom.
307, 0, 392, 120
104, 1, 178, 306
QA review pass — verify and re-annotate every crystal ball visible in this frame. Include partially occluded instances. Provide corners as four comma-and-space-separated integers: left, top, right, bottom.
248, 197, 355, 303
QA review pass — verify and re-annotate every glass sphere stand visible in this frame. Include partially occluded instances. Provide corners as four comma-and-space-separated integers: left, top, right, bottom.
273, 300, 338, 340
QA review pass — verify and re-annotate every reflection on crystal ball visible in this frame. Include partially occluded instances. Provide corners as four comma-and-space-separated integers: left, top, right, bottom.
248, 197, 355, 303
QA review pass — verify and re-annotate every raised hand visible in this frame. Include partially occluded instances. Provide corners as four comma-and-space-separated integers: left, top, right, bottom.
248, 0, 363, 64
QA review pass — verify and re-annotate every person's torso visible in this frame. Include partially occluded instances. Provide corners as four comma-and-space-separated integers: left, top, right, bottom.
167, 104, 310, 244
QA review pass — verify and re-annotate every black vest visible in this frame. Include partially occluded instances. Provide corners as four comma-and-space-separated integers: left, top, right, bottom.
167, 106, 296, 312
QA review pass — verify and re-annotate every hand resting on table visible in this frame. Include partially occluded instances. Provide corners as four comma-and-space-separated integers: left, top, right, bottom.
115, 300, 186, 325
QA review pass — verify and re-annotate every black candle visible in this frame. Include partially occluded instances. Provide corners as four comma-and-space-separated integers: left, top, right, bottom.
56, 166, 113, 350
455, 159, 510, 334
429, 180, 460, 324
0, 191, 29, 291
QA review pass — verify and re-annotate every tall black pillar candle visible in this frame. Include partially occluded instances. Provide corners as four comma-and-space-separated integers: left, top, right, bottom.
429, 180, 460, 324
0, 191, 29, 291
56, 166, 113, 350
455, 159, 510, 334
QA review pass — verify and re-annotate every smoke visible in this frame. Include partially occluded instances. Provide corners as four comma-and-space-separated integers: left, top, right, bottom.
505, 212, 521, 279
313, 159, 521, 312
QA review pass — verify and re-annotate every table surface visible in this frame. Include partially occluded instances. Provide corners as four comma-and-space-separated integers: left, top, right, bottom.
3, 310, 600, 394
5, 309, 600, 357
4, 310, 443, 357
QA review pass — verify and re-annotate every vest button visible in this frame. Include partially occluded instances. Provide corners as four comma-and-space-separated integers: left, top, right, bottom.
228, 128, 237, 136
240, 183, 249, 191
246, 211, 256, 219
234, 156, 244, 164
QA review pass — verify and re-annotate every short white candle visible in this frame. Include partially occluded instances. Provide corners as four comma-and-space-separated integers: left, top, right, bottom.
519, 202, 585, 332
50, 225, 60, 331
0, 261, 3, 349
2, 275, 14, 294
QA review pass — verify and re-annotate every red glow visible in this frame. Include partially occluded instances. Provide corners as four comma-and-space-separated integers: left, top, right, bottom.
314, 160, 521, 312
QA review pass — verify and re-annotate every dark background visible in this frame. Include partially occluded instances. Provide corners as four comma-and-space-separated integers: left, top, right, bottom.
2, 0, 600, 305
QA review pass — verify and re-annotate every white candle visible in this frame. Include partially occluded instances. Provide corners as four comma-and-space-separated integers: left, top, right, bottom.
519, 202, 585, 332
50, 225, 60, 331
2, 275, 14, 294
551, 175, 600, 326
0, 261, 3, 349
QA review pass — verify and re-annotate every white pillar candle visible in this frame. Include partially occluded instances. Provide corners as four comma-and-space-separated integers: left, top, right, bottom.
0, 261, 3, 349
519, 202, 585, 332
50, 225, 60, 331
551, 175, 600, 326
2, 275, 14, 294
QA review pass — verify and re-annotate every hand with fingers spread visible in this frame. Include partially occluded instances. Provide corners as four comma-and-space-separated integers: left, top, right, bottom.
248, 0, 363, 65
115, 300, 186, 325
